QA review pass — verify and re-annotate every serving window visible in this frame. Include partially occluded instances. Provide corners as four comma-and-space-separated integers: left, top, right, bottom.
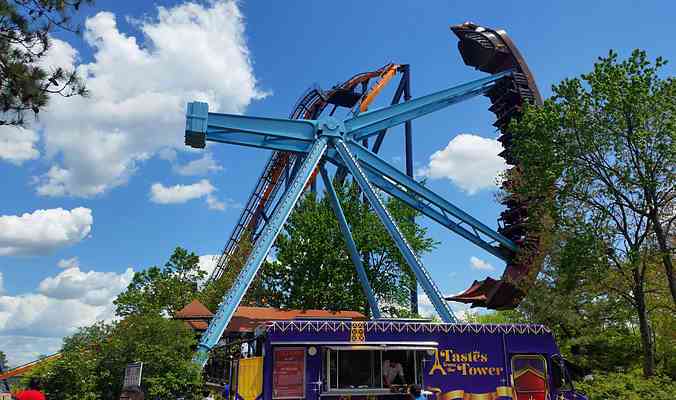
324, 347, 428, 393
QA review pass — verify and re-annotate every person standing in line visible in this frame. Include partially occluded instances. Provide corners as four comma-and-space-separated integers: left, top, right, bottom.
14, 378, 46, 400
408, 384, 426, 400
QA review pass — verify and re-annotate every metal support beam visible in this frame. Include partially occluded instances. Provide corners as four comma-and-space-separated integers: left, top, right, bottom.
319, 166, 382, 319
347, 142, 517, 254
360, 167, 508, 260
403, 65, 418, 315
193, 137, 329, 367
322, 145, 513, 260
372, 67, 407, 153
334, 140, 457, 323
345, 70, 512, 142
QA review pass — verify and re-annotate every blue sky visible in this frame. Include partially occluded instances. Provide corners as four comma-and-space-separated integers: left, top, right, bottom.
0, 1, 673, 366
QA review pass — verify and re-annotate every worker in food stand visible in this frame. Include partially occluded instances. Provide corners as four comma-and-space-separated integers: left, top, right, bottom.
382, 359, 405, 386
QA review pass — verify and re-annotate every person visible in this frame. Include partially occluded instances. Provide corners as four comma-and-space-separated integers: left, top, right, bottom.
409, 384, 426, 400
14, 378, 46, 400
382, 359, 405, 386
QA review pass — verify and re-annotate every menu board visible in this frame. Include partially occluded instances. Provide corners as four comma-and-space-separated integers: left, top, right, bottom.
273, 347, 305, 399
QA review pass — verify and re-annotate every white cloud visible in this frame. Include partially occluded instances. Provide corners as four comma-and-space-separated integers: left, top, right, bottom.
206, 194, 226, 211
198, 254, 219, 285
418, 134, 506, 195
469, 256, 495, 271
150, 179, 214, 204
158, 147, 177, 162
0, 208, 93, 256
417, 291, 471, 322
174, 152, 223, 176
150, 179, 236, 211
34, 1, 265, 197
57, 257, 80, 269
0, 335, 63, 367
0, 125, 40, 165
417, 292, 436, 318
0, 261, 134, 366
38, 266, 134, 306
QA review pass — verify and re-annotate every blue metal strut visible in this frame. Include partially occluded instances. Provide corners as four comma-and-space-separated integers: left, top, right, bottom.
192, 137, 329, 367
319, 166, 382, 319
333, 140, 457, 323
184, 71, 516, 366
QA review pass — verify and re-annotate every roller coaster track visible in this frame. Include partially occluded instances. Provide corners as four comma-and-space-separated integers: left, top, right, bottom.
206, 64, 402, 284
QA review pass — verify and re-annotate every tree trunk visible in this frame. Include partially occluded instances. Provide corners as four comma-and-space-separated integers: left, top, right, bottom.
633, 268, 655, 377
651, 213, 676, 305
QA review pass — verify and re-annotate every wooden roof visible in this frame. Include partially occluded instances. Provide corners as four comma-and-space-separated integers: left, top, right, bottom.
227, 306, 365, 333
174, 300, 365, 333
175, 299, 214, 319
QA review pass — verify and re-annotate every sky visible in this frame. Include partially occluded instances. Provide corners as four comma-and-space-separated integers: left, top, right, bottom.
0, 0, 673, 366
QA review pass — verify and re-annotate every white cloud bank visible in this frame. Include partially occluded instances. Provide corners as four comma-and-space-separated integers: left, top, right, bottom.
38, 266, 134, 306
0, 262, 134, 366
418, 134, 506, 195
57, 257, 80, 269
0, 126, 40, 165
150, 180, 215, 204
174, 153, 223, 176
469, 256, 495, 271
0, 208, 93, 256
149, 179, 235, 211
34, 0, 265, 197
417, 291, 471, 322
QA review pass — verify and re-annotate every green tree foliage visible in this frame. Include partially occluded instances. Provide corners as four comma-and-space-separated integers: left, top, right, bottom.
114, 247, 206, 317
575, 371, 676, 400
0, 0, 91, 125
199, 235, 261, 312
508, 49, 675, 377
249, 180, 435, 316
464, 310, 524, 324
26, 316, 202, 399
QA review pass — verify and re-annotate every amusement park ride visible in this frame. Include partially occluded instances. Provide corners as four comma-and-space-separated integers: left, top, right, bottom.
184, 22, 544, 367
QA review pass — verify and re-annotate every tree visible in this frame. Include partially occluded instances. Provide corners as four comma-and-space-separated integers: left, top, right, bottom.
243, 180, 436, 317
26, 317, 202, 399
0, 0, 91, 125
25, 322, 112, 400
114, 247, 206, 318
509, 50, 675, 376
99, 315, 202, 399
199, 235, 263, 312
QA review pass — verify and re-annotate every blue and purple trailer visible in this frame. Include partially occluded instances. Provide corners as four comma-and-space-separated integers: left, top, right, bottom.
227, 319, 587, 400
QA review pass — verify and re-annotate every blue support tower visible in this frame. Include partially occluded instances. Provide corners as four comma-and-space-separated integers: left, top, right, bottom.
184, 70, 517, 367
319, 166, 381, 319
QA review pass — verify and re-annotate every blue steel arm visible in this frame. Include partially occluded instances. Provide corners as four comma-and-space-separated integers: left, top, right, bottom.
361, 168, 508, 261
319, 166, 382, 319
193, 137, 329, 367
186, 101, 317, 149
206, 132, 311, 153
346, 142, 518, 254
344, 71, 512, 142
333, 140, 458, 323
323, 147, 514, 260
